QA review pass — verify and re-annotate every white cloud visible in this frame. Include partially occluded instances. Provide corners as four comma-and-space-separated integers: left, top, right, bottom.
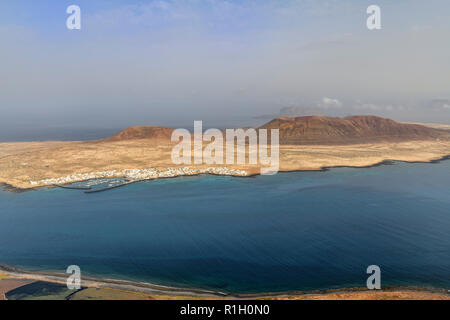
319, 97, 343, 108
429, 99, 450, 110
353, 103, 396, 112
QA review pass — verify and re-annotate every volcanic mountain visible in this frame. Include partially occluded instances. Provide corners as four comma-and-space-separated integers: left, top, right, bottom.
104, 126, 174, 142
259, 115, 447, 145
103, 116, 448, 145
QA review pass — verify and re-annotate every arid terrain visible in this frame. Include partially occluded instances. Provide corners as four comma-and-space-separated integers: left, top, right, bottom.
261, 115, 445, 144
269, 290, 450, 300
1, 116, 450, 190
404, 122, 450, 131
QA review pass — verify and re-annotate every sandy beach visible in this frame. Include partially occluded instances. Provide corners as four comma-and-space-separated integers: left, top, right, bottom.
1, 266, 449, 300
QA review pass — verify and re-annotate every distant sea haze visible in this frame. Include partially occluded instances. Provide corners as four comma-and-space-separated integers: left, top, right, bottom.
0, 127, 123, 142
0, 119, 261, 142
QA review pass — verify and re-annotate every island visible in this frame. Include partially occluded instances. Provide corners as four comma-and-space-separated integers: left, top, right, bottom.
1, 115, 449, 191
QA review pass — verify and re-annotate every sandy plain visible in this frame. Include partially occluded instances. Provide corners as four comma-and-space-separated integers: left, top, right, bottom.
0, 138, 450, 190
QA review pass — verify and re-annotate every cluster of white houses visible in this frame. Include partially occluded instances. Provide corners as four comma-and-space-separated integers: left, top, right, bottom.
29, 167, 248, 187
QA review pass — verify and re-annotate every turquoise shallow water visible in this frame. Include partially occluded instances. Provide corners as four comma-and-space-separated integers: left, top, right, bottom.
1, 161, 450, 293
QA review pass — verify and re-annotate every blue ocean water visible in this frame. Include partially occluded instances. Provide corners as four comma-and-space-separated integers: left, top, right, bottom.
1, 161, 450, 293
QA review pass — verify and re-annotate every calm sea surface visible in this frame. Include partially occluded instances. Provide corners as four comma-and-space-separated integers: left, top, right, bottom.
1, 161, 450, 293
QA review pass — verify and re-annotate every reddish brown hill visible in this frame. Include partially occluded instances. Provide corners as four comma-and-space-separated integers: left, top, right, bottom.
259, 115, 447, 145
103, 116, 447, 145
104, 126, 174, 142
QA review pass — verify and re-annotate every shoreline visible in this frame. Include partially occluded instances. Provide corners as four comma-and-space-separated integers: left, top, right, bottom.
2, 151, 450, 299
1, 154, 450, 193
1, 264, 449, 300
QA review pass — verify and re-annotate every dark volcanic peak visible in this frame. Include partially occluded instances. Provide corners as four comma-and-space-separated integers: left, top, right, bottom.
259, 115, 446, 145
104, 126, 174, 141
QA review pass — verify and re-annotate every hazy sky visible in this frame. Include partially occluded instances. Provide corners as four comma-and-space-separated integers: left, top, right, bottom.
1, 0, 450, 139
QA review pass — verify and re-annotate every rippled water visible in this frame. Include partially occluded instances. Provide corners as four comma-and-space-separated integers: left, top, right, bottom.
1, 160, 450, 293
